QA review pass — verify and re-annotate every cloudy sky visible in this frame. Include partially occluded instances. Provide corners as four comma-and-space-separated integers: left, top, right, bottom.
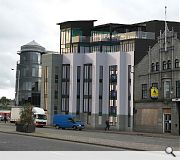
0, 0, 179, 99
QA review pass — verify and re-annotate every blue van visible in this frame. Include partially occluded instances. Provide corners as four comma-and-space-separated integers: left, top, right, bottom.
53, 114, 85, 130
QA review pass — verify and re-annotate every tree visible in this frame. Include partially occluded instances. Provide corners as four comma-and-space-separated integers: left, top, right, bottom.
0, 97, 10, 110
19, 104, 34, 125
16, 103, 35, 133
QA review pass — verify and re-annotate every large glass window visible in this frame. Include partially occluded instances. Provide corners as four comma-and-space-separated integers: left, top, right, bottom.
54, 90, 58, 99
32, 82, 38, 91
163, 61, 167, 70
76, 66, 81, 115
54, 106, 58, 114
60, 28, 71, 54
175, 59, 179, 68
151, 63, 155, 72
61, 98, 69, 113
142, 84, 148, 99
176, 81, 180, 98
91, 31, 110, 42
163, 81, 171, 98
31, 52, 41, 64
167, 60, 171, 69
61, 64, 70, 113
109, 65, 117, 118
83, 64, 92, 114
99, 98, 102, 116
22, 82, 32, 91
99, 66, 103, 116
156, 62, 160, 71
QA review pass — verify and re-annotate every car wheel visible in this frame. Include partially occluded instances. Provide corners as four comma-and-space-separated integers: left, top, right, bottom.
73, 126, 77, 130
55, 125, 60, 129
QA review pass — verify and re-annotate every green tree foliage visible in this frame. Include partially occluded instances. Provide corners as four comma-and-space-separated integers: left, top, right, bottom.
0, 96, 11, 109
19, 103, 34, 125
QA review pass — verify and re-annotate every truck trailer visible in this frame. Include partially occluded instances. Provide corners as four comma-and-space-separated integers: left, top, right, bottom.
10, 106, 47, 127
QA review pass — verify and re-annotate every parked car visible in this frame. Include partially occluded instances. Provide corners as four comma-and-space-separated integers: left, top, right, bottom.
53, 114, 85, 130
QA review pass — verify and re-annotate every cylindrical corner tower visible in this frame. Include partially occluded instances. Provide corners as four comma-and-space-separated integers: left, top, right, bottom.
15, 40, 46, 107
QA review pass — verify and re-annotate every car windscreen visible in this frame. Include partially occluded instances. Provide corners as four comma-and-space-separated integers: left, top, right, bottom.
37, 114, 47, 120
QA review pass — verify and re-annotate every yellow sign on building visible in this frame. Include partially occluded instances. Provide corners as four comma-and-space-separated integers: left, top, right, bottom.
150, 87, 159, 98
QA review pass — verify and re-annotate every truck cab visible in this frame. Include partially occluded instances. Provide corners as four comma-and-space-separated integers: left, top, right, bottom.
32, 107, 47, 127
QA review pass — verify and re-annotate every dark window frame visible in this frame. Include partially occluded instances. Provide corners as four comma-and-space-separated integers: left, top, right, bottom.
167, 60, 171, 69
142, 84, 148, 99
163, 61, 167, 70
175, 59, 179, 68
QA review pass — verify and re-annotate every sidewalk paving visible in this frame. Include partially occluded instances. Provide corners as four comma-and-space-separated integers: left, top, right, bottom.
0, 123, 179, 151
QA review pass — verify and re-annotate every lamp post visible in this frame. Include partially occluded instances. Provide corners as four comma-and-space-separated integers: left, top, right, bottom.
11, 66, 20, 106
16, 69, 20, 106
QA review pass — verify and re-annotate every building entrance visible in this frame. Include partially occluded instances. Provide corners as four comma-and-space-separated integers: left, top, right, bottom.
163, 113, 171, 133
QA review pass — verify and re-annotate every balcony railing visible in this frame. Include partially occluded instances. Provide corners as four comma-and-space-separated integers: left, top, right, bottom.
72, 36, 90, 43
112, 31, 155, 41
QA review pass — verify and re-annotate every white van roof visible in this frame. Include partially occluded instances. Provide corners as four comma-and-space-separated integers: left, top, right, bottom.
32, 107, 45, 114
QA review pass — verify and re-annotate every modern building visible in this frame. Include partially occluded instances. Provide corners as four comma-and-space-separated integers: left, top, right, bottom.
15, 40, 46, 107
57, 20, 180, 65
40, 20, 180, 132
41, 51, 134, 131
134, 27, 180, 135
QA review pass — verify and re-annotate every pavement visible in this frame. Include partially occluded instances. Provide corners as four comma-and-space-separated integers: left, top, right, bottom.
0, 122, 179, 151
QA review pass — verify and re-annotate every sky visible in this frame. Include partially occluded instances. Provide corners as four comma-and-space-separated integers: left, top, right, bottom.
0, 0, 179, 99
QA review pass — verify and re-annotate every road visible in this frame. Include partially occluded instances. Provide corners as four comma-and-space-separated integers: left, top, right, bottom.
0, 132, 123, 151
0, 123, 179, 150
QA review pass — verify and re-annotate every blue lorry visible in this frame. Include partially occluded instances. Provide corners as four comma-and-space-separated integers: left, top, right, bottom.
53, 114, 85, 130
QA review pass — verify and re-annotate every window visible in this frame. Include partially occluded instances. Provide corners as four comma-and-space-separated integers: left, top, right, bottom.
163, 81, 171, 98
167, 60, 171, 69
54, 106, 58, 114
175, 59, 179, 68
109, 65, 117, 117
99, 99, 102, 116
77, 66, 81, 81
99, 66, 103, 80
32, 82, 38, 91
99, 66, 103, 116
54, 90, 58, 99
55, 74, 58, 83
142, 84, 148, 99
83, 64, 92, 114
109, 106, 117, 116
163, 61, 167, 70
151, 63, 155, 72
62, 64, 70, 79
176, 81, 180, 98
156, 62, 160, 71
61, 98, 69, 113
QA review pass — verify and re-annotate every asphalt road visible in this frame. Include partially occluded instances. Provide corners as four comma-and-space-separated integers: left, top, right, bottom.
0, 123, 179, 150
0, 132, 123, 151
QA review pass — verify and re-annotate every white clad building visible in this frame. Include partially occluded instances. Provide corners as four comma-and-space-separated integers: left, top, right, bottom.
41, 51, 134, 131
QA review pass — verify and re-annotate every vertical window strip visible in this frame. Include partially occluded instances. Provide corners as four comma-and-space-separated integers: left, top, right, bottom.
176, 81, 180, 98
142, 84, 148, 99
83, 64, 92, 113
76, 66, 81, 114
99, 66, 103, 115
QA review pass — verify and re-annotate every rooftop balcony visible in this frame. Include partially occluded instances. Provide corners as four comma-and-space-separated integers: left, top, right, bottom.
72, 36, 90, 43
112, 31, 155, 41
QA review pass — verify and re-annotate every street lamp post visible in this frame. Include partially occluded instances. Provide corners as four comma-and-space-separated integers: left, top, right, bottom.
16, 69, 20, 106
11, 67, 20, 106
